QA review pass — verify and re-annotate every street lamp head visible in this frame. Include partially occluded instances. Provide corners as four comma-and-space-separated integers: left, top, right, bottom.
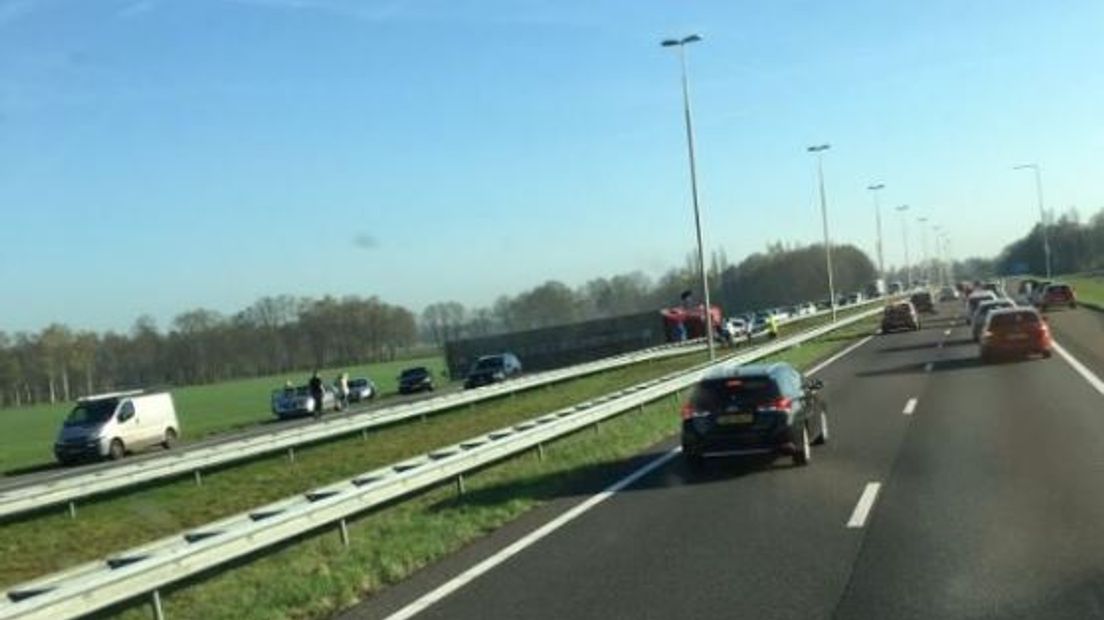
868, 183, 885, 191
1013, 163, 1038, 171
896, 204, 909, 212
807, 144, 831, 153
662, 34, 702, 47
917, 216, 928, 223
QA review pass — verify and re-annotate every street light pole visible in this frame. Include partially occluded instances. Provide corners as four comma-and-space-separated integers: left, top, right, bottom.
662, 34, 714, 360
808, 144, 836, 321
1014, 163, 1052, 278
917, 216, 929, 285
867, 183, 886, 280
896, 205, 911, 288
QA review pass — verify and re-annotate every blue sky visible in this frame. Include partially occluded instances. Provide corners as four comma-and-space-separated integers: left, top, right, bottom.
1, 0, 1101, 332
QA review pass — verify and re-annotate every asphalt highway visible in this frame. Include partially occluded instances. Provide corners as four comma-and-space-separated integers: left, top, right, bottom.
342, 300, 1104, 620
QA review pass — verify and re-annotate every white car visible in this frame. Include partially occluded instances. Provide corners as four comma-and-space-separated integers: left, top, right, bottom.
54, 391, 180, 463
347, 378, 378, 403
722, 317, 750, 339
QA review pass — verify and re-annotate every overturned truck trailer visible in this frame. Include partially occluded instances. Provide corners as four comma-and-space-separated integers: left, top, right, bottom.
444, 311, 671, 380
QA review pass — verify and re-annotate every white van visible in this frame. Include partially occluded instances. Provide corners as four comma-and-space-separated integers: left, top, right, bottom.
53, 390, 180, 464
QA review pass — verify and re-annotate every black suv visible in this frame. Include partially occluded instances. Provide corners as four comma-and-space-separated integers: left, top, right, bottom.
681, 362, 828, 469
397, 367, 434, 394
464, 353, 522, 389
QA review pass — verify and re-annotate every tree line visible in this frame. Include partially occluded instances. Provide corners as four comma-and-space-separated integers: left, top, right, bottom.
994, 207, 1104, 276
420, 242, 879, 346
0, 296, 417, 409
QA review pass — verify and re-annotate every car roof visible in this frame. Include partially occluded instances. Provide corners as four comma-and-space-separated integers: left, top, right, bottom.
977, 298, 1013, 308
987, 306, 1038, 318
968, 289, 996, 298
700, 362, 791, 382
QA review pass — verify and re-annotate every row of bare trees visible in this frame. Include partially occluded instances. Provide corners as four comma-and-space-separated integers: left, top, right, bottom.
0, 295, 417, 409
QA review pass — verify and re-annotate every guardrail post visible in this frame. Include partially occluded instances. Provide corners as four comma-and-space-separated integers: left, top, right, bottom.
150, 589, 165, 620
593, 421, 601, 434
361, 429, 368, 441
193, 470, 202, 486
536, 442, 545, 461
287, 447, 296, 463
338, 518, 350, 548
637, 404, 645, 415
456, 473, 466, 496
67, 501, 76, 520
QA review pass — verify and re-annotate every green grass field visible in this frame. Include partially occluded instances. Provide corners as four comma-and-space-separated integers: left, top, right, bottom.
0, 355, 447, 474
105, 316, 880, 620
1065, 273, 1104, 306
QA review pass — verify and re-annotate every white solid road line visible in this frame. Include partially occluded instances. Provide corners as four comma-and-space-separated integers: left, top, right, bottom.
943, 329, 952, 336
847, 482, 882, 528
807, 334, 875, 376
902, 397, 918, 415
1052, 340, 1104, 398
383, 447, 681, 620
384, 330, 877, 619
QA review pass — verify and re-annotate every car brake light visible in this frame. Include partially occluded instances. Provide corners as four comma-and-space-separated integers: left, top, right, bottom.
757, 397, 793, 412
680, 403, 710, 421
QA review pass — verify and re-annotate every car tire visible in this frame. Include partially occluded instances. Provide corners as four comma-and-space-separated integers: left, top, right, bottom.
683, 450, 705, 471
981, 351, 994, 364
792, 425, 811, 466
813, 410, 829, 445
161, 428, 177, 450
1071, 302, 1077, 309
1042, 349, 1053, 359
108, 438, 126, 461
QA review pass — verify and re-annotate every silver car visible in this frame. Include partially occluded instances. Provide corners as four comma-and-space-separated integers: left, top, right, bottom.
347, 378, 378, 403
271, 385, 338, 419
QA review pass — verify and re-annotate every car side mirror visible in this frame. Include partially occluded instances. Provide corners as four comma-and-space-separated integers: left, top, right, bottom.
805, 379, 824, 391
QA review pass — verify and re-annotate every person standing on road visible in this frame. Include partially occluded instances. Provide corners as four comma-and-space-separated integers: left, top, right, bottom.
768, 314, 780, 340
336, 372, 350, 411
308, 371, 324, 419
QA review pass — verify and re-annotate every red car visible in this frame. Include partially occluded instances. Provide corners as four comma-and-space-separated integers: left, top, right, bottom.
980, 307, 1052, 363
1037, 283, 1077, 311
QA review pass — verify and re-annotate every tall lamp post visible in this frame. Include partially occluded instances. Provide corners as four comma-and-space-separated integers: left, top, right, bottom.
896, 205, 911, 288
1013, 163, 1053, 278
808, 144, 836, 320
867, 183, 886, 280
661, 34, 714, 360
917, 216, 929, 285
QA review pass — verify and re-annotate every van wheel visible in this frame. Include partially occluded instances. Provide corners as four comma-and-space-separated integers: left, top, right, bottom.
162, 428, 178, 450
108, 439, 126, 461
792, 425, 811, 466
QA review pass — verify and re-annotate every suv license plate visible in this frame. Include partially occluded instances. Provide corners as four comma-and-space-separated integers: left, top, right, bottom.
717, 413, 754, 425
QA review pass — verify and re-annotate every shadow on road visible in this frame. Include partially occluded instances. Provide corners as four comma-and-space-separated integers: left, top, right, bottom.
877, 342, 940, 354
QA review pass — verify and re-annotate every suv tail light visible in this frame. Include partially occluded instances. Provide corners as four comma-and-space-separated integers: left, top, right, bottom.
756, 397, 793, 412
680, 403, 709, 421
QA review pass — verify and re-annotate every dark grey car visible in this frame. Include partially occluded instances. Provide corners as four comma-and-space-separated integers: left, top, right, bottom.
681, 362, 828, 469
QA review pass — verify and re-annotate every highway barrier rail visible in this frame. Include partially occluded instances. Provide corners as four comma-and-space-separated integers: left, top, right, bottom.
0, 304, 883, 620
0, 297, 883, 523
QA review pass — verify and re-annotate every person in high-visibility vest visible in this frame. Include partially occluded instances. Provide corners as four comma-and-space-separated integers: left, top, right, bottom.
767, 314, 780, 339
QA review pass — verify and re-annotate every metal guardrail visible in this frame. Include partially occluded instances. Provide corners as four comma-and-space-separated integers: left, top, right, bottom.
0, 298, 883, 522
0, 305, 883, 620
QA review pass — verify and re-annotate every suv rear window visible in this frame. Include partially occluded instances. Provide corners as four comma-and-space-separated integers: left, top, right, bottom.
401, 368, 428, 378
1047, 285, 1071, 294
989, 312, 1040, 328
691, 377, 779, 413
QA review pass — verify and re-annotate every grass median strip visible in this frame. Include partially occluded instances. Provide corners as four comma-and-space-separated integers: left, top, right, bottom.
101, 317, 879, 620
0, 349, 710, 588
